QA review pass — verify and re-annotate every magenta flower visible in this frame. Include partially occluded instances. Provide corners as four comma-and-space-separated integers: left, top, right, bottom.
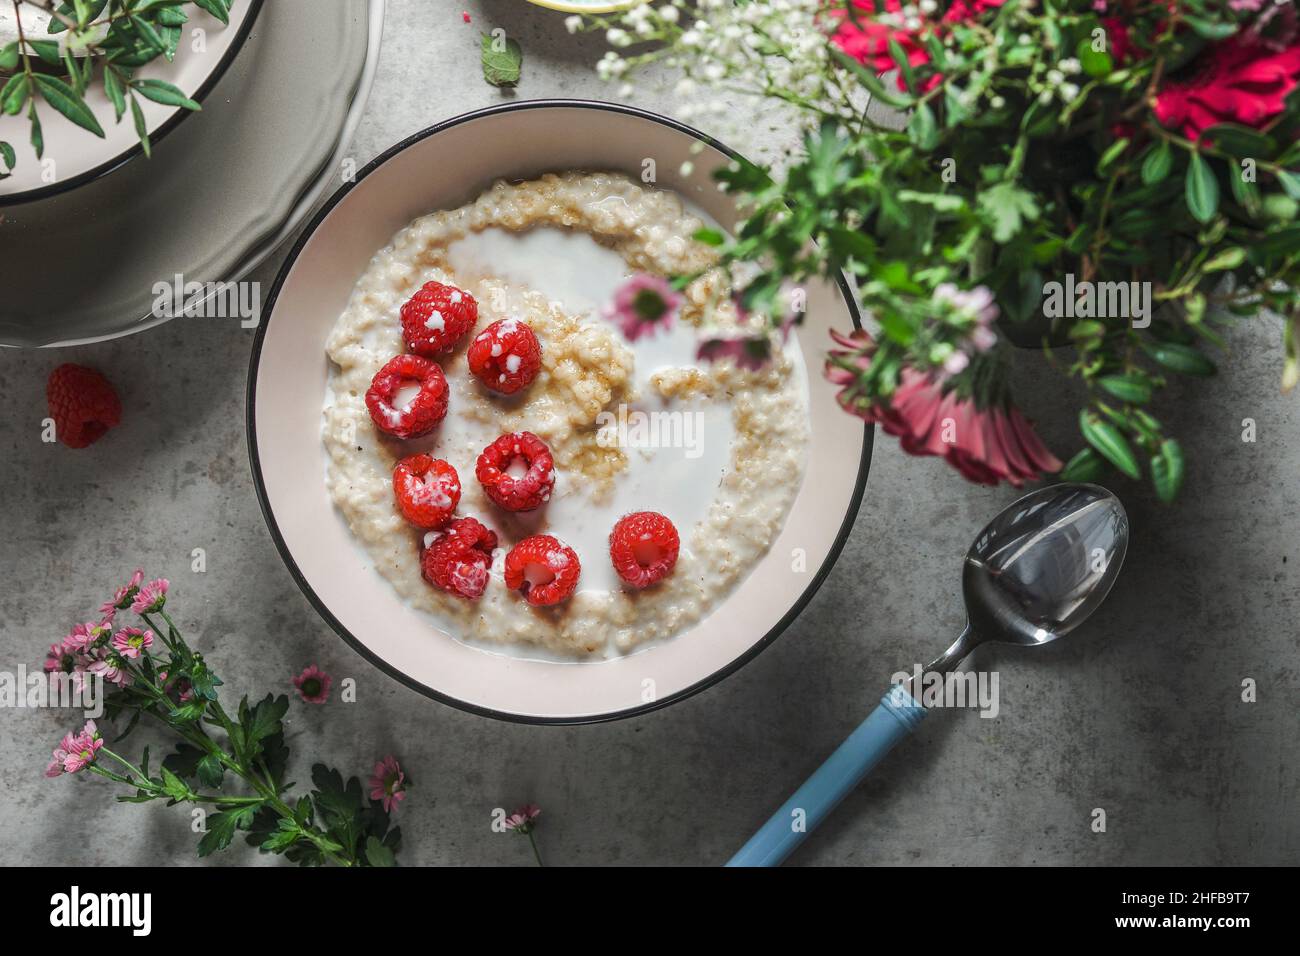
47, 721, 102, 777
291, 664, 332, 704
63, 619, 113, 654
100, 568, 144, 615
111, 627, 154, 660
503, 803, 541, 834
130, 578, 169, 614
368, 755, 407, 813
88, 654, 132, 688
605, 274, 683, 341
696, 334, 773, 371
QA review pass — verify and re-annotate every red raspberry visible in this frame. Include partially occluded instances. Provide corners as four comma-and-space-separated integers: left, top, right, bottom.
467, 318, 542, 394
475, 431, 556, 512
46, 364, 122, 449
392, 454, 461, 529
420, 516, 498, 600
504, 534, 580, 606
400, 281, 477, 357
609, 512, 680, 589
365, 354, 449, 439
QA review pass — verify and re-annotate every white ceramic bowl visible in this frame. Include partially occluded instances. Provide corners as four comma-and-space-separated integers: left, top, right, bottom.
248, 101, 871, 723
0, 0, 262, 204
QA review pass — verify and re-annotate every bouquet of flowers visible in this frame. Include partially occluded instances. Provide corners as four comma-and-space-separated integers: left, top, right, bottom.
579, 0, 1300, 500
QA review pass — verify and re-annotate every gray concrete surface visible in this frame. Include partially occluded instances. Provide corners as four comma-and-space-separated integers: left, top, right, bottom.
0, 0, 1296, 866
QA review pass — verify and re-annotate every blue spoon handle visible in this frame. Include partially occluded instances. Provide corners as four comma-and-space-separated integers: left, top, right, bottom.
726, 685, 927, 867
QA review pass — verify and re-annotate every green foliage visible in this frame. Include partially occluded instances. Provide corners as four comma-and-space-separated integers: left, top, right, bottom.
0, 0, 230, 170
591, 0, 1300, 501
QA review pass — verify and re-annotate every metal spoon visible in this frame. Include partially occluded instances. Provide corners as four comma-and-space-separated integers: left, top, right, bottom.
726, 482, 1130, 867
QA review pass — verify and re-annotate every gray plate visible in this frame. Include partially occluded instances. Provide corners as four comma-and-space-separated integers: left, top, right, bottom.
0, 0, 385, 348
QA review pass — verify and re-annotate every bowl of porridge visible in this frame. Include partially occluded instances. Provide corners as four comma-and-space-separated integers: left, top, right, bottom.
249, 101, 871, 722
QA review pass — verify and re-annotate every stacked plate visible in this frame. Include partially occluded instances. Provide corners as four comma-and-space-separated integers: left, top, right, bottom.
0, 0, 385, 347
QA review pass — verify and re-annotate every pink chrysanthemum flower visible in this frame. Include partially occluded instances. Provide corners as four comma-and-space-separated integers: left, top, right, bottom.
43, 642, 79, 674
605, 274, 683, 341
88, 654, 133, 688
49, 721, 102, 776
111, 627, 154, 660
825, 329, 1062, 487
368, 755, 407, 813
130, 578, 169, 614
291, 664, 332, 704
503, 803, 541, 834
100, 568, 145, 615
63, 619, 113, 654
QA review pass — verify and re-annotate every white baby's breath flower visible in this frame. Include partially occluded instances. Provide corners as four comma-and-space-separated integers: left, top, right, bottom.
607, 28, 632, 47
565, 15, 581, 34
680, 161, 695, 176
1059, 82, 1079, 102
919, 0, 937, 13
1059, 57, 1081, 74
660, 6, 679, 24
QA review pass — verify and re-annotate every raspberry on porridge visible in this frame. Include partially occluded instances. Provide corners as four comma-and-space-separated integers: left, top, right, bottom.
322, 172, 808, 656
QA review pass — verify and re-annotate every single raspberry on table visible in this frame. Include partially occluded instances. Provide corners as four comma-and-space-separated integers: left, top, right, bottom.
420, 516, 498, 600
504, 534, 580, 607
400, 281, 477, 357
46, 364, 122, 449
365, 354, 449, 439
475, 431, 556, 512
392, 454, 461, 529
467, 318, 542, 394
609, 512, 680, 589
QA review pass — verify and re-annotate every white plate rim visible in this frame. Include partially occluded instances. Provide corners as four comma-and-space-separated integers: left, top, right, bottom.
246, 99, 874, 725
0, 0, 265, 208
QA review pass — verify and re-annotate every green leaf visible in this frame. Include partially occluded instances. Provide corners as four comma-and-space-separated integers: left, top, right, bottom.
1202, 247, 1245, 272
34, 74, 105, 136
1140, 141, 1172, 185
907, 101, 938, 151
1096, 138, 1130, 176
1097, 374, 1151, 404
1185, 151, 1219, 223
1, 73, 27, 115
1150, 438, 1185, 503
693, 227, 725, 246
132, 78, 201, 111
129, 14, 166, 53
978, 181, 1040, 243
29, 103, 43, 158
27, 39, 61, 65
1183, 15, 1237, 41
192, 0, 231, 25
103, 69, 126, 121
0, 41, 18, 72
1276, 169, 1300, 201
0, 140, 14, 171
196, 752, 224, 789
1059, 446, 1107, 483
1076, 37, 1112, 78
159, 767, 192, 802
197, 804, 258, 858
1079, 411, 1140, 480
129, 93, 150, 157
1144, 341, 1216, 376
365, 835, 397, 867
480, 32, 522, 88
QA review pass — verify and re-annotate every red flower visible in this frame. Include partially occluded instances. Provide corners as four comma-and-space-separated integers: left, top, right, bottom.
829, 1, 1005, 91
1154, 33, 1300, 141
826, 330, 1061, 487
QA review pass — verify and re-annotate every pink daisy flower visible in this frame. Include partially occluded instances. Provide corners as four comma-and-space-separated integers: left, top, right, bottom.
605, 274, 683, 341
48, 721, 102, 776
63, 619, 113, 654
291, 664, 332, 704
130, 578, 169, 614
88, 655, 133, 688
100, 568, 144, 615
43, 642, 78, 674
111, 627, 154, 660
368, 755, 407, 814
503, 803, 541, 834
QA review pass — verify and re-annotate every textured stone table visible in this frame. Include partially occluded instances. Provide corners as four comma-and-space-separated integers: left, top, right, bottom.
0, 0, 1295, 866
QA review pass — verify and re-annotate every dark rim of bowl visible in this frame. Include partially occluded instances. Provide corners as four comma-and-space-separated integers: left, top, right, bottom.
0, 0, 266, 209
246, 98, 874, 726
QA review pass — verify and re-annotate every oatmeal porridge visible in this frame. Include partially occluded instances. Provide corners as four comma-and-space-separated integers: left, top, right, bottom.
322, 171, 809, 657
